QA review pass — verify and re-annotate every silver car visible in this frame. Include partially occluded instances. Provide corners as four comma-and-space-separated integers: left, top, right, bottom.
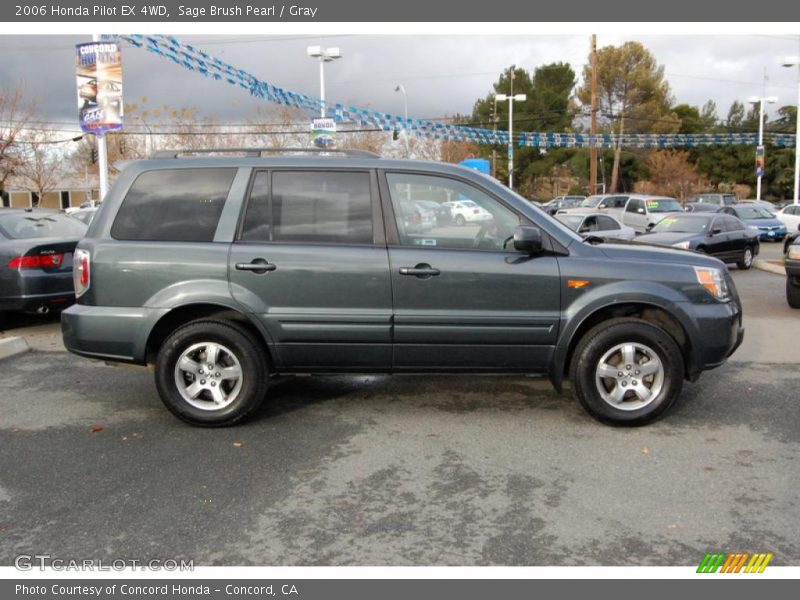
556, 211, 636, 241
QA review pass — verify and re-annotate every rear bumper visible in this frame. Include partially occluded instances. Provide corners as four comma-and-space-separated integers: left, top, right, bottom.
61, 304, 168, 364
0, 269, 75, 312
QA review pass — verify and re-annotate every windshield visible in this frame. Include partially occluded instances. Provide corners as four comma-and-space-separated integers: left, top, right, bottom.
0, 212, 87, 240
555, 214, 584, 231
651, 215, 709, 234
735, 206, 773, 220
646, 198, 683, 213
580, 196, 604, 208
461, 200, 478, 208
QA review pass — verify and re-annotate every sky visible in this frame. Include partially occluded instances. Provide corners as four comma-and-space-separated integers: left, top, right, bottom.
1, 33, 799, 132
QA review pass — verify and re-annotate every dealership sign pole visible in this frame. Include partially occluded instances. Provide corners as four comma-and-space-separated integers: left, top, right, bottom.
76, 36, 123, 201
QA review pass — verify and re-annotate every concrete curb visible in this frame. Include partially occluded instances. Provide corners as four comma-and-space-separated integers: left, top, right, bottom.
753, 259, 786, 276
0, 336, 30, 361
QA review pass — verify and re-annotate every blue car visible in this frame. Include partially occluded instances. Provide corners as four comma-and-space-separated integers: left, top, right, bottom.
720, 205, 787, 241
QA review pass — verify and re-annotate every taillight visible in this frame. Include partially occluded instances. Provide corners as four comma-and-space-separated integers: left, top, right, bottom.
73, 248, 90, 298
7, 254, 64, 269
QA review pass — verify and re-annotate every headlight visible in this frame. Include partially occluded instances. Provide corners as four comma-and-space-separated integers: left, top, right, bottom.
672, 241, 691, 249
694, 267, 730, 301
788, 245, 800, 260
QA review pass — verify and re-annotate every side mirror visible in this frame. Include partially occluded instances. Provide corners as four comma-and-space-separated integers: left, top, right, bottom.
513, 225, 543, 254
710, 227, 722, 236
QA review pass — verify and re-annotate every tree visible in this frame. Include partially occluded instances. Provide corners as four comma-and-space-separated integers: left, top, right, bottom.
636, 150, 709, 200
16, 129, 67, 207
0, 88, 34, 195
471, 63, 577, 193
577, 41, 678, 192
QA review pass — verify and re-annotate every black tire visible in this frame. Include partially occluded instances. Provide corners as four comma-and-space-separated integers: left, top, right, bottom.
787, 278, 800, 309
569, 317, 684, 426
454, 214, 466, 226
737, 245, 755, 270
154, 319, 269, 426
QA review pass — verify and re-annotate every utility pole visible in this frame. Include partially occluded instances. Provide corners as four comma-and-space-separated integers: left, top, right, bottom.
491, 96, 498, 178
590, 34, 598, 195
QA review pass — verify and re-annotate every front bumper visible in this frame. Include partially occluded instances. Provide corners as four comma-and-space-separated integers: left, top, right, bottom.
756, 228, 786, 241
682, 298, 744, 379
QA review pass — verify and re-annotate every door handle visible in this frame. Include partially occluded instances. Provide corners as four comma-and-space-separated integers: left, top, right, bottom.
235, 259, 277, 274
399, 264, 440, 278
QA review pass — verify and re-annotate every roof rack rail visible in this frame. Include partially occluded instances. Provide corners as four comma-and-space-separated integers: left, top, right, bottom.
151, 147, 381, 159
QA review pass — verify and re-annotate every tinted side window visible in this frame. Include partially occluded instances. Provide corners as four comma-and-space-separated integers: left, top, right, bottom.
240, 171, 270, 242
271, 171, 372, 244
596, 215, 620, 231
112, 168, 235, 242
626, 199, 643, 213
725, 216, 745, 232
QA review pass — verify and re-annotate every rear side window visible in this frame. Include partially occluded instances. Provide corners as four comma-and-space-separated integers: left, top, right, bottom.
626, 199, 644, 213
596, 215, 620, 230
111, 168, 236, 242
269, 171, 372, 244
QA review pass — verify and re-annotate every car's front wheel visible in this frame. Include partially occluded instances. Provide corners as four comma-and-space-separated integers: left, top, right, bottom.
155, 319, 268, 426
570, 318, 684, 426
737, 245, 755, 270
787, 277, 800, 309
454, 214, 466, 226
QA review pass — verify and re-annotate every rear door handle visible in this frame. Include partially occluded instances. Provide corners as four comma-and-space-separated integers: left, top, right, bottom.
399, 264, 440, 278
235, 259, 277, 274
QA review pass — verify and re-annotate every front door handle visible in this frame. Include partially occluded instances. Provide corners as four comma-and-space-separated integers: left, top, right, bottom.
235, 259, 277, 275
399, 264, 440, 278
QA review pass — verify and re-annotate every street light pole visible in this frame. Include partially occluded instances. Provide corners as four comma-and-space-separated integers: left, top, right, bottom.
748, 95, 778, 201
783, 56, 800, 204
307, 46, 341, 119
395, 84, 409, 157
496, 91, 526, 190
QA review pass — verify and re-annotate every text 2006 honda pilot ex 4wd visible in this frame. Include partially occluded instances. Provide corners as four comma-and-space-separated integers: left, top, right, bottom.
62, 149, 744, 427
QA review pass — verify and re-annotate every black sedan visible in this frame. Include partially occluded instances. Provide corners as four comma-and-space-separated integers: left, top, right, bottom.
786, 236, 800, 308
636, 213, 759, 269
0, 209, 87, 316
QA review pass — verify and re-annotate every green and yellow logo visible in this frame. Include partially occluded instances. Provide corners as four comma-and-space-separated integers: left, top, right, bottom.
697, 552, 773, 573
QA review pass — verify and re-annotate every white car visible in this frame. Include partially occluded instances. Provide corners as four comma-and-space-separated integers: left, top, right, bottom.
777, 204, 800, 234
444, 199, 493, 226
555, 211, 636, 241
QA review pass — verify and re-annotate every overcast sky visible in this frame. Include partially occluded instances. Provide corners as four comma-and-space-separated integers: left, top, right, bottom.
1, 34, 799, 131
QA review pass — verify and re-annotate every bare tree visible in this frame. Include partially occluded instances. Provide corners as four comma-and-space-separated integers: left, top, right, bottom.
0, 88, 35, 194
16, 129, 67, 207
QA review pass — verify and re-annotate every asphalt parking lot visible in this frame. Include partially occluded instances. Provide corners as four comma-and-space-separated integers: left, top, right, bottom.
1, 243, 797, 566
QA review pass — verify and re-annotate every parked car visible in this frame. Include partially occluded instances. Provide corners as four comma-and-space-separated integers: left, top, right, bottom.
684, 202, 720, 213
558, 194, 629, 216
555, 211, 635, 241
541, 195, 585, 215
62, 148, 744, 427
784, 229, 799, 255
776, 203, 800, 233
69, 207, 99, 227
443, 199, 493, 226
687, 193, 737, 207
414, 200, 451, 227
636, 212, 759, 269
0, 208, 87, 316
621, 195, 684, 233
736, 199, 778, 214
718, 205, 786, 241
397, 201, 433, 234
786, 237, 800, 308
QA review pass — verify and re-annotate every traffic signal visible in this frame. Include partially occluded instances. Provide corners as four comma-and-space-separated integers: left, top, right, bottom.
119, 137, 126, 155
91, 148, 98, 164
393, 129, 399, 141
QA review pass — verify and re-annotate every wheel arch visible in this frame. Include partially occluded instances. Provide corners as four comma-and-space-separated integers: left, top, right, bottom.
144, 303, 275, 370
553, 302, 693, 391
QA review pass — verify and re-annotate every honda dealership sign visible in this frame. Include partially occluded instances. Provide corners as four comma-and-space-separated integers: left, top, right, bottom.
76, 41, 123, 134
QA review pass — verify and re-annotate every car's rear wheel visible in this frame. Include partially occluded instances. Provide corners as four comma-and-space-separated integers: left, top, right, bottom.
155, 319, 268, 426
737, 245, 754, 270
787, 278, 800, 309
454, 214, 466, 226
570, 318, 684, 426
